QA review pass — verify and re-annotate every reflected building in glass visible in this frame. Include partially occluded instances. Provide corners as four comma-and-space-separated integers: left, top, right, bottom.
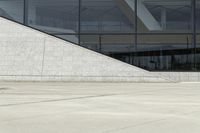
0, 0, 200, 71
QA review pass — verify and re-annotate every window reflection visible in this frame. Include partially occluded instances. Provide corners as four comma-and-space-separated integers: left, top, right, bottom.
80, 0, 135, 33
137, 0, 192, 33
197, 0, 200, 32
27, 0, 79, 34
0, 0, 24, 23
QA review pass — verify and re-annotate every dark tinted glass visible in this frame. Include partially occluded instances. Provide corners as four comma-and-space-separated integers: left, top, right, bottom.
138, 34, 193, 51
137, 0, 192, 33
0, 0, 24, 23
196, 35, 200, 70
80, 0, 135, 33
27, 0, 79, 35
100, 35, 135, 64
80, 35, 100, 52
57, 35, 79, 44
197, 35, 200, 46
197, 0, 200, 32
135, 34, 193, 71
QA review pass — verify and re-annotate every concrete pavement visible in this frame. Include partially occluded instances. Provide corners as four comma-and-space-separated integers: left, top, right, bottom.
0, 82, 200, 133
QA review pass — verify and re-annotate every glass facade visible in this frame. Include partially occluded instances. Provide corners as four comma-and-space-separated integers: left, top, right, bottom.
136, 34, 193, 71
0, 0, 199, 71
80, 0, 135, 33
138, 0, 192, 33
0, 0, 24, 23
197, 0, 200, 32
27, 0, 79, 43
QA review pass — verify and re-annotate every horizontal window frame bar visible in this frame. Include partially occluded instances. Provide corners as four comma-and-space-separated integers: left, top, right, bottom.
54, 33, 194, 36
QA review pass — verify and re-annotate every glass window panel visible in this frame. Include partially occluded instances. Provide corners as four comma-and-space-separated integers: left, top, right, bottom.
80, 34, 135, 64
133, 54, 194, 71
197, 35, 200, 47
101, 35, 135, 64
80, 35, 100, 52
197, 0, 200, 32
137, 0, 192, 33
0, 0, 24, 23
196, 35, 200, 70
138, 34, 192, 51
135, 34, 193, 71
81, 0, 135, 33
27, 0, 79, 35
56, 35, 79, 44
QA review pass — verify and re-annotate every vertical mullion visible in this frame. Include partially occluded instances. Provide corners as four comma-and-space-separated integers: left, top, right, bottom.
99, 35, 102, 53
192, 0, 196, 69
130, 0, 138, 65
133, 0, 138, 65
135, 0, 138, 49
78, 0, 81, 45
23, 0, 28, 25
23, 0, 25, 24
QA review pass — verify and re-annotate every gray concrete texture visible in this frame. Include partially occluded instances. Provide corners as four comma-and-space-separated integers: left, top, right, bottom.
0, 82, 200, 133
0, 17, 168, 82
155, 72, 200, 82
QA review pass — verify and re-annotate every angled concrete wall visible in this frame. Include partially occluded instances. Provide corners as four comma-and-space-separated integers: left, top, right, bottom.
0, 17, 169, 82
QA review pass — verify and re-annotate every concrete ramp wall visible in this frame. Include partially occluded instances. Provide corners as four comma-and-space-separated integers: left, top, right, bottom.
0, 17, 168, 82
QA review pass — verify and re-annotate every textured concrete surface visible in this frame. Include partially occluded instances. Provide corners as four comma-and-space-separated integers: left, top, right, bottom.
0, 82, 200, 133
155, 72, 200, 82
0, 17, 167, 82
